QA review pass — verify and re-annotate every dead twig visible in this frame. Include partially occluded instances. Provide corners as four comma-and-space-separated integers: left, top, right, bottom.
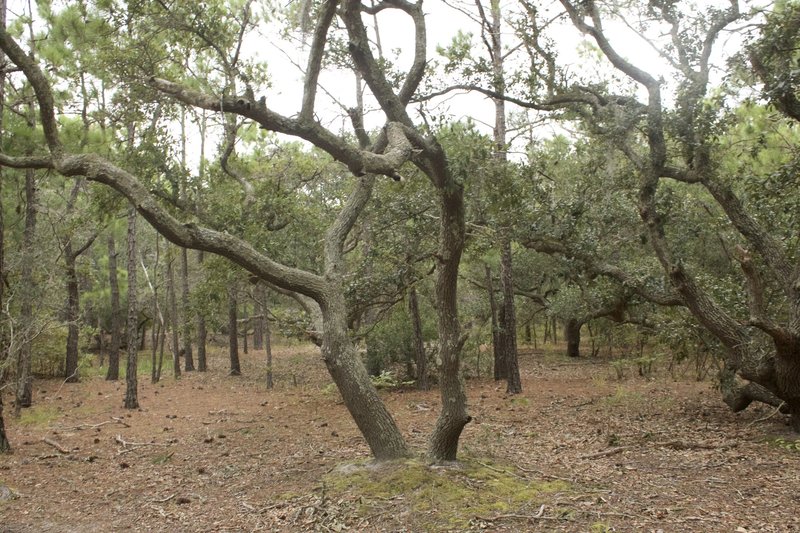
152, 493, 176, 503
114, 434, 170, 454
578, 446, 633, 460
42, 437, 70, 454
744, 402, 786, 429
476, 512, 568, 522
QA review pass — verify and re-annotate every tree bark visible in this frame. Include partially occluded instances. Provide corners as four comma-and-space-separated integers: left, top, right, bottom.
16, 168, 36, 412
486, 264, 505, 380
500, 237, 521, 393
0, 0, 8, 450
228, 285, 241, 376
196, 250, 207, 371
106, 234, 121, 381
64, 245, 81, 382
180, 247, 194, 371
124, 207, 139, 409
166, 249, 181, 379
565, 317, 582, 358
408, 286, 428, 390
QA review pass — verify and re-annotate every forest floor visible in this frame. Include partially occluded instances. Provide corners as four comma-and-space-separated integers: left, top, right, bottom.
1, 342, 799, 532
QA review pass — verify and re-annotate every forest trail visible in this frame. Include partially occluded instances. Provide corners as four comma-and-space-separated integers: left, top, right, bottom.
1, 344, 798, 532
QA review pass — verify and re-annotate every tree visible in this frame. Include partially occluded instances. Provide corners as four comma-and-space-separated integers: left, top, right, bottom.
502, 0, 800, 427
106, 233, 122, 380
123, 206, 139, 409
0, 0, 479, 461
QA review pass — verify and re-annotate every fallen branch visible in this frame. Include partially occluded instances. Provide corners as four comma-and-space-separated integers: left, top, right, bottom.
152, 493, 176, 503
114, 434, 170, 454
42, 437, 70, 454
578, 446, 633, 460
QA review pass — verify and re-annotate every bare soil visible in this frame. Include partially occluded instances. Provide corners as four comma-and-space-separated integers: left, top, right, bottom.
1, 343, 799, 532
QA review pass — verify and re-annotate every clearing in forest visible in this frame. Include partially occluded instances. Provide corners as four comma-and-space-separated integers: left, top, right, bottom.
1, 343, 799, 532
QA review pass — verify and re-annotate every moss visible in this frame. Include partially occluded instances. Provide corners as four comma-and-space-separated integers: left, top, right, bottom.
322, 457, 570, 530
18, 405, 60, 426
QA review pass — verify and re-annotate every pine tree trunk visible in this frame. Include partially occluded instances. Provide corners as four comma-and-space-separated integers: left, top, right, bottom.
16, 168, 36, 412
0, 0, 9, 453
196, 251, 207, 371
106, 234, 121, 380
408, 286, 428, 390
64, 247, 80, 382
180, 247, 194, 371
124, 207, 139, 409
228, 285, 241, 376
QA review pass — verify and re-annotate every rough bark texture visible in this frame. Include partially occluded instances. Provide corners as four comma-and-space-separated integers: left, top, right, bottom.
0, 0, 8, 453
228, 285, 241, 376
320, 290, 410, 460
16, 168, 36, 411
64, 247, 80, 382
408, 286, 428, 390
106, 234, 121, 381
123, 207, 139, 409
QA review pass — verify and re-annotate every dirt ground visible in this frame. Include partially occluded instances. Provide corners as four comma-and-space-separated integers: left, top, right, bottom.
1, 343, 799, 532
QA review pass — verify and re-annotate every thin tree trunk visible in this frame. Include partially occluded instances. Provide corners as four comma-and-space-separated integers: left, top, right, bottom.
196, 251, 207, 371
166, 249, 181, 379
0, 0, 9, 450
486, 264, 505, 380
16, 168, 36, 412
408, 286, 428, 390
242, 304, 248, 355
64, 247, 80, 382
252, 285, 264, 350
124, 207, 139, 409
228, 285, 241, 376
106, 234, 121, 380
500, 237, 521, 393
264, 304, 273, 389
180, 247, 194, 371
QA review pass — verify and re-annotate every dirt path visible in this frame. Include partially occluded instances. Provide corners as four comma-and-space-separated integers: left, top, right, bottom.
1, 344, 798, 532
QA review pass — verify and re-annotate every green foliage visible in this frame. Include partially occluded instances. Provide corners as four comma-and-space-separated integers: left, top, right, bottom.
365, 307, 415, 376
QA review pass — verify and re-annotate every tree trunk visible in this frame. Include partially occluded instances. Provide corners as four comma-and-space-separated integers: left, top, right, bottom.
264, 308, 273, 389
196, 251, 207, 371
320, 290, 410, 460
408, 286, 428, 390
242, 304, 248, 355
228, 285, 241, 376
565, 318, 582, 358
500, 237, 521, 393
428, 182, 470, 462
64, 247, 80, 382
180, 247, 194, 371
16, 168, 37, 412
486, 264, 505, 380
166, 250, 181, 379
0, 0, 9, 453
124, 207, 139, 409
106, 234, 121, 380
